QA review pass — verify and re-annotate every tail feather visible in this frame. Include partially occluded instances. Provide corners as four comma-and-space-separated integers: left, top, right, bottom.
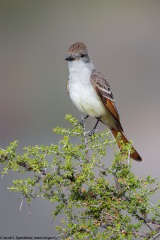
111, 128, 142, 161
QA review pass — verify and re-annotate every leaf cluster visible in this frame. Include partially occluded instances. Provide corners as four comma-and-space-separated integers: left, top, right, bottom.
0, 115, 160, 239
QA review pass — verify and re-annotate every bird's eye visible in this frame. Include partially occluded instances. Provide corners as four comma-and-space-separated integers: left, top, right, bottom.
80, 53, 84, 58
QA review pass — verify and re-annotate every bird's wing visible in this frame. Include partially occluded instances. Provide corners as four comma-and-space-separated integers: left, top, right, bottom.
90, 70, 123, 131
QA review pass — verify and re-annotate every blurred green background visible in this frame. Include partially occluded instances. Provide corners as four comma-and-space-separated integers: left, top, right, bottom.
0, 0, 160, 236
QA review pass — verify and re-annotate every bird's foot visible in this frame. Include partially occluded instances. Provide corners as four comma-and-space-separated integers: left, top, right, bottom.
88, 117, 101, 136
88, 128, 96, 136
77, 115, 89, 128
77, 119, 85, 128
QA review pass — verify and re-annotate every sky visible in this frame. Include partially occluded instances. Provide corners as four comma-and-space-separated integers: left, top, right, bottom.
0, 0, 160, 236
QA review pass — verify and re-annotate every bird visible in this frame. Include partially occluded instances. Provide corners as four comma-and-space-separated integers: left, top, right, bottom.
65, 42, 142, 161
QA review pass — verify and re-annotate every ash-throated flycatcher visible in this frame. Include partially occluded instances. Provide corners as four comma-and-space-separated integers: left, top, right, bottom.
65, 42, 142, 161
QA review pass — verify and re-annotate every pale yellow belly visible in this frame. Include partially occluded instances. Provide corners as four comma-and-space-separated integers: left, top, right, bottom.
69, 81, 106, 117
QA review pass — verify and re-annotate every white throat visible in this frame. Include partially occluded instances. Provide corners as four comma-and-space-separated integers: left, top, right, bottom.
68, 59, 94, 82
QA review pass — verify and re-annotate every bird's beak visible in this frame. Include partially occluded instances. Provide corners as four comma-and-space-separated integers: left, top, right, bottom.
65, 55, 75, 61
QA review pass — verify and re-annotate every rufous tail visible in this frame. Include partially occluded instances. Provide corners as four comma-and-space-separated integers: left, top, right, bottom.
111, 128, 142, 161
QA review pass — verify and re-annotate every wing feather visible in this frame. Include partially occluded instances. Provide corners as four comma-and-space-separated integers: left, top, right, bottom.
91, 70, 123, 131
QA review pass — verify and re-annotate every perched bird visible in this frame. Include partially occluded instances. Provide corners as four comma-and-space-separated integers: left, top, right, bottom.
65, 42, 142, 161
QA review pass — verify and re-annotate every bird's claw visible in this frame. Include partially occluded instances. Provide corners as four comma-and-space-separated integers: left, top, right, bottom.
77, 119, 85, 128
88, 129, 95, 136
